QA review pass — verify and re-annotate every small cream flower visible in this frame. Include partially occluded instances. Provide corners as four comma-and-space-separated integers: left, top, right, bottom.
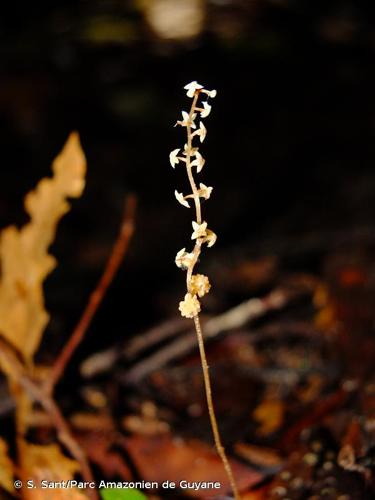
179, 293, 201, 318
198, 183, 213, 200
176, 111, 196, 128
174, 190, 190, 208
191, 151, 205, 173
203, 89, 217, 98
184, 81, 203, 98
200, 102, 211, 118
191, 221, 208, 240
175, 248, 195, 269
205, 229, 217, 247
169, 148, 180, 168
190, 274, 211, 297
194, 121, 207, 142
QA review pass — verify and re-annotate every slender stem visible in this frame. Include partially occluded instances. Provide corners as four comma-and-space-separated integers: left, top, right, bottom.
186, 94, 201, 224
193, 315, 240, 499
46, 195, 137, 395
181, 90, 240, 498
185, 94, 202, 291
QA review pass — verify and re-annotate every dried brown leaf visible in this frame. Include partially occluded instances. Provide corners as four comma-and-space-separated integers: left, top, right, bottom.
0, 133, 86, 360
123, 434, 262, 497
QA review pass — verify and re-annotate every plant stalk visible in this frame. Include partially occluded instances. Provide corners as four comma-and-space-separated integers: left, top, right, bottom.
193, 315, 240, 500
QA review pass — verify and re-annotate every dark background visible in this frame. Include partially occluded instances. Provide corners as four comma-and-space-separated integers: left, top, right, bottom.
1, 0, 375, 361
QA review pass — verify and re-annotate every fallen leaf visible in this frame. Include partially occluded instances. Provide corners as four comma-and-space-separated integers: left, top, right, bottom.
123, 434, 262, 497
0, 132, 86, 360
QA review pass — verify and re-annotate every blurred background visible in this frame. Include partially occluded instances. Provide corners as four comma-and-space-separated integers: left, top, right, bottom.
1, 0, 375, 359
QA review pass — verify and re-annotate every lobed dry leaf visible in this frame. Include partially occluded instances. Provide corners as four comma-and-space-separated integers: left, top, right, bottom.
0, 437, 14, 494
0, 134, 91, 499
0, 133, 86, 360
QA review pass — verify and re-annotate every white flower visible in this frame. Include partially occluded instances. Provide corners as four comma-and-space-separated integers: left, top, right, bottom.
175, 248, 194, 269
184, 81, 203, 98
179, 293, 201, 318
176, 111, 196, 128
174, 190, 190, 208
191, 221, 208, 240
194, 121, 207, 142
200, 102, 211, 118
203, 89, 217, 98
190, 274, 211, 298
191, 151, 205, 173
198, 183, 213, 200
205, 229, 217, 247
169, 148, 180, 168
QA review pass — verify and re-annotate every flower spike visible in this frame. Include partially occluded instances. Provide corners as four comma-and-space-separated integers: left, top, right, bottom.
169, 82, 217, 302
168, 82, 240, 499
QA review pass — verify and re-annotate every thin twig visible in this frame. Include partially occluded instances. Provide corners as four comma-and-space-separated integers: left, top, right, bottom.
122, 287, 294, 384
0, 339, 97, 500
83, 287, 309, 381
79, 318, 190, 376
80, 317, 191, 378
46, 194, 137, 394
124, 317, 191, 359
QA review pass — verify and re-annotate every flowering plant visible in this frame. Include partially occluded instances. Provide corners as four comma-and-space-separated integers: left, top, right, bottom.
169, 82, 240, 499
